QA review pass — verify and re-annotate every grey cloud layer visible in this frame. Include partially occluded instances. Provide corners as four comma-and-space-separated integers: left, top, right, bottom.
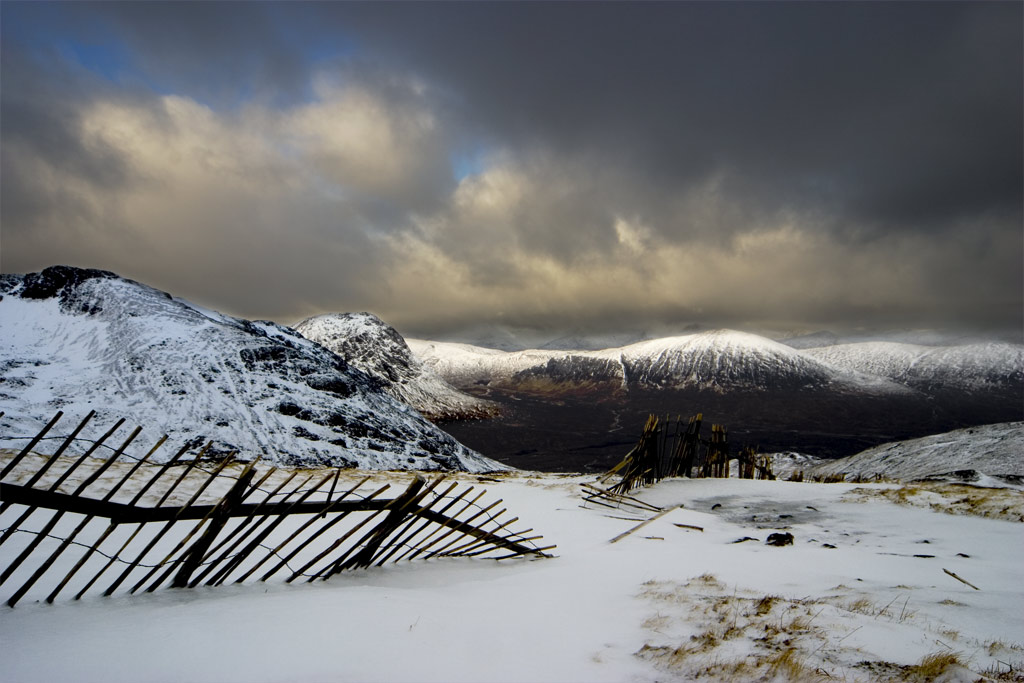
1, 2, 1020, 336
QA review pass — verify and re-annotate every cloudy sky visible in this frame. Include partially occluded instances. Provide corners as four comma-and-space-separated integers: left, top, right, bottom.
2, 2, 1021, 339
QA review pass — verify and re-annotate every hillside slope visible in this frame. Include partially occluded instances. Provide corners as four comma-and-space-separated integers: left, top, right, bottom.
809, 422, 1024, 482
0, 266, 503, 472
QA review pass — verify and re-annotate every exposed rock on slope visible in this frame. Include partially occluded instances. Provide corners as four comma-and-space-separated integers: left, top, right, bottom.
293, 313, 497, 421
0, 266, 504, 472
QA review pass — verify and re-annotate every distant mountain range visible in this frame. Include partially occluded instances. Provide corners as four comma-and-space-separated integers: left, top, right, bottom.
0, 266, 503, 472
409, 331, 1023, 399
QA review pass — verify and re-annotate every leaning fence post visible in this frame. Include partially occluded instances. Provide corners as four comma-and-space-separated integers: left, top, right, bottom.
172, 465, 257, 588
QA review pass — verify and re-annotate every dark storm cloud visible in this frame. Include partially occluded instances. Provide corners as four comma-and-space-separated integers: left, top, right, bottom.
1, 1, 1021, 335
330, 1, 1023, 233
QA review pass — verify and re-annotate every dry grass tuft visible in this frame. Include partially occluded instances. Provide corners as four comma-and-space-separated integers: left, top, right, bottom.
908, 651, 964, 680
689, 572, 725, 589
641, 613, 670, 632
767, 648, 808, 680
847, 597, 876, 615
847, 483, 1024, 522
939, 598, 967, 607
755, 594, 780, 616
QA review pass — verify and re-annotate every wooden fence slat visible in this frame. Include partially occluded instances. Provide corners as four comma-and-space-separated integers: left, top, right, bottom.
182, 466, 281, 586
371, 480, 461, 567
333, 476, 430, 572
420, 499, 503, 560
0, 424, 140, 589
0, 417, 124, 550
397, 489, 487, 563
203, 470, 313, 586
190, 468, 298, 587
287, 484, 393, 583
144, 457, 258, 592
0, 411, 64, 479
389, 485, 477, 564
169, 463, 258, 589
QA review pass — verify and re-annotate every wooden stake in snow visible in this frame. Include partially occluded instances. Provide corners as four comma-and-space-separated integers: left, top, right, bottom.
608, 506, 682, 544
943, 568, 980, 591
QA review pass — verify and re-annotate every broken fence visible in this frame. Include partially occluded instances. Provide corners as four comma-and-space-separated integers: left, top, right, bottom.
0, 411, 553, 607
583, 413, 775, 509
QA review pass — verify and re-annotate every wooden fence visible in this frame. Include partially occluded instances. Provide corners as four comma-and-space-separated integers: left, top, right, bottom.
0, 411, 553, 607
583, 413, 774, 508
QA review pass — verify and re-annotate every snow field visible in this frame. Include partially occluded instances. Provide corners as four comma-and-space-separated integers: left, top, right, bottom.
2, 471, 1021, 682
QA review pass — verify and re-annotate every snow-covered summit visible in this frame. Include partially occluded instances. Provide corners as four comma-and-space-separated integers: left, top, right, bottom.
0, 266, 504, 472
613, 330, 857, 391
294, 313, 497, 421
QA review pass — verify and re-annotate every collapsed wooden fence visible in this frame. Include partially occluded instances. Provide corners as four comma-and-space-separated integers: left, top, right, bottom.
0, 411, 553, 607
583, 413, 774, 508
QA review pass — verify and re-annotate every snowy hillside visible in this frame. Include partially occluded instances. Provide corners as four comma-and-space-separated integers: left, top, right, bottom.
809, 422, 1024, 483
0, 266, 503, 472
294, 313, 497, 421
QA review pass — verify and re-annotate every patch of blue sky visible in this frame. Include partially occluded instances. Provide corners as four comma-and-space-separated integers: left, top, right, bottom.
59, 39, 134, 82
450, 149, 491, 182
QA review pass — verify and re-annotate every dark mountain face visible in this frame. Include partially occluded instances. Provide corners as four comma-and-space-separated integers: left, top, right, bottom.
0, 266, 504, 472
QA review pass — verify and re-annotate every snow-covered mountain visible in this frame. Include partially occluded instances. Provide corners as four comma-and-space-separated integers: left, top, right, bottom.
808, 422, 1024, 483
613, 331, 899, 393
804, 341, 1024, 393
293, 313, 497, 421
411, 330, 1023, 402
410, 330, 911, 395
0, 266, 504, 472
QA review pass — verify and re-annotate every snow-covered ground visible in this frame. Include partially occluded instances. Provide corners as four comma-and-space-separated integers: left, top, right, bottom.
3, 470, 1021, 682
